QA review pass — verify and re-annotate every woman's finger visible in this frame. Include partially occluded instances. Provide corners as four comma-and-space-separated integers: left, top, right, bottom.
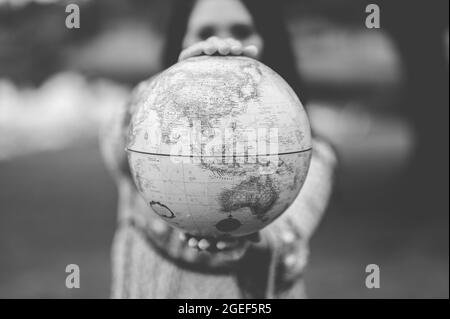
243, 45, 259, 58
179, 43, 204, 61
218, 41, 231, 55
206, 36, 222, 54
216, 241, 228, 250
284, 254, 297, 268
203, 42, 217, 55
198, 239, 211, 250
179, 37, 257, 61
225, 38, 243, 55
178, 42, 206, 61
225, 38, 241, 47
188, 237, 198, 248
230, 44, 243, 55
206, 36, 220, 44
178, 232, 187, 241
217, 38, 236, 55
216, 238, 239, 250
206, 36, 220, 48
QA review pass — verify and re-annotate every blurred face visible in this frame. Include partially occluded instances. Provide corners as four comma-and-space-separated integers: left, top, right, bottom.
183, 0, 263, 57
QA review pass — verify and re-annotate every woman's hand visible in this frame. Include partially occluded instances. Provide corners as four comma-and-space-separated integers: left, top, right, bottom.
178, 231, 261, 261
178, 36, 259, 62
258, 225, 310, 281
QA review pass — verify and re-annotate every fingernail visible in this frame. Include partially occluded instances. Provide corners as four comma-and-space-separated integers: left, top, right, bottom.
284, 254, 297, 268
151, 220, 168, 234
188, 238, 198, 248
219, 47, 230, 55
282, 232, 296, 244
231, 45, 241, 53
198, 239, 210, 250
216, 241, 227, 250
204, 45, 215, 55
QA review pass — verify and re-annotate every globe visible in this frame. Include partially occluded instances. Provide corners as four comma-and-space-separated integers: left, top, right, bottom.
126, 56, 312, 238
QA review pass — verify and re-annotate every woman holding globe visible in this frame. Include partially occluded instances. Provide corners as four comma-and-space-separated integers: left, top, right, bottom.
101, 0, 337, 298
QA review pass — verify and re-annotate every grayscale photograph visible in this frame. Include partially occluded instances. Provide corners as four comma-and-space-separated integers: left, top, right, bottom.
0, 0, 448, 302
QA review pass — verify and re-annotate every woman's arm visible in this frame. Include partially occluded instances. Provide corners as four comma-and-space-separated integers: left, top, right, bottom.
271, 138, 337, 240
99, 80, 157, 226
257, 137, 337, 279
99, 80, 152, 182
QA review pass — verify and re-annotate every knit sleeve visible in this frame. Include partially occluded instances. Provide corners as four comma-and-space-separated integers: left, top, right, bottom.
260, 137, 338, 295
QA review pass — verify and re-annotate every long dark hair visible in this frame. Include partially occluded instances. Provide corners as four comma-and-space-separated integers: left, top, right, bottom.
162, 0, 308, 103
